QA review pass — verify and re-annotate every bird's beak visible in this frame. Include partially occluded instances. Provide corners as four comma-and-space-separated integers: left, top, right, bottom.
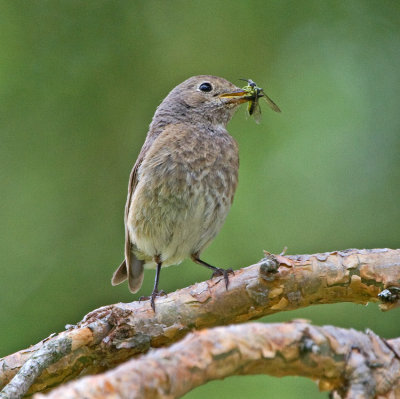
219, 89, 252, 104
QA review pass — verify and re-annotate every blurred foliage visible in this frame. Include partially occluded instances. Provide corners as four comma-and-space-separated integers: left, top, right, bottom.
1, 1, 399, 397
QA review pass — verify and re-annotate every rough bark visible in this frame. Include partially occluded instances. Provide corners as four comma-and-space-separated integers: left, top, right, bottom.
33, 322, 400, 399
1, 248, 399, 398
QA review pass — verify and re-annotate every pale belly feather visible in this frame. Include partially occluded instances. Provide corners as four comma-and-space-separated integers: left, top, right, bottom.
127, 171, 231, 269
127, 125, 239, 269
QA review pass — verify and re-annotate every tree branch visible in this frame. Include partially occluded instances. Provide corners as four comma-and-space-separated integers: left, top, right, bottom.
32, 321, 400, 399
1, 248, 399, 398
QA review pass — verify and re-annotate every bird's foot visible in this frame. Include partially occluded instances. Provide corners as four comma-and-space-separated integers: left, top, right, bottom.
211, 268, 234, 290
139, 289, 167, 312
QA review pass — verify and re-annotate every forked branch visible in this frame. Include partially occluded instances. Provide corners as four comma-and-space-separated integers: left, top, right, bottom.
1, 248, 399, 398
34, 322, 400, 399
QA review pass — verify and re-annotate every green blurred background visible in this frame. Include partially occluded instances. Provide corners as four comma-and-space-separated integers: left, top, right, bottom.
1, 1, 399, 397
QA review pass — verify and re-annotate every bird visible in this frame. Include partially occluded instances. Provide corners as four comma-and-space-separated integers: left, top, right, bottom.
112, 75, 257, 311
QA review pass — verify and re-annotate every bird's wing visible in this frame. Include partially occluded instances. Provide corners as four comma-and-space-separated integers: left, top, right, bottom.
113, 122, 173, 291
113, 125, 177, 292
124, 153, 143, 224
112, 138, 152, 292
124, 124, 179, 222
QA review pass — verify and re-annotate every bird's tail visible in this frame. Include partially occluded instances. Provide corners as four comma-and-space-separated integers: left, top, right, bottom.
111, 253, 144, 293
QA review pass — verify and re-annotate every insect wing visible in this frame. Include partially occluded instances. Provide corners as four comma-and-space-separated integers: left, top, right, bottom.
261, 89, 281, 113
252, 100, 262, 123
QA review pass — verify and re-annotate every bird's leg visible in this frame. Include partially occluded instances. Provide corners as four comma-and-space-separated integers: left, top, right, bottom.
150, 261, 164, 311
191, 254, 233, 289
139, 256, 166, 311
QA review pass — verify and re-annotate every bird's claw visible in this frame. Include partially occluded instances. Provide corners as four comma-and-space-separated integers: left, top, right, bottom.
139, 290, 167, 311
211, 268, 234, 289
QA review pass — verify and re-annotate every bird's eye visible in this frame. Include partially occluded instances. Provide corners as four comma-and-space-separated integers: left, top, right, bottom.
199, 82, 212, 92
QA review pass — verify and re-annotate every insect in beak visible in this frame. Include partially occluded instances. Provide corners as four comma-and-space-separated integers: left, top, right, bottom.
239, 78, 281, 123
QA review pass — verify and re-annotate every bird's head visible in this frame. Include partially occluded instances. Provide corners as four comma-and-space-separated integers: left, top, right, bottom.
155, 75, 252, 126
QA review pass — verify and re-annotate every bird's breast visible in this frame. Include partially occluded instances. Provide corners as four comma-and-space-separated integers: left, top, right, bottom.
127, 124, 239, 265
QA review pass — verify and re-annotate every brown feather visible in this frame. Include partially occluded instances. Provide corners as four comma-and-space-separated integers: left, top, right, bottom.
111, 260, 128, 285
112, 75, 255, 298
